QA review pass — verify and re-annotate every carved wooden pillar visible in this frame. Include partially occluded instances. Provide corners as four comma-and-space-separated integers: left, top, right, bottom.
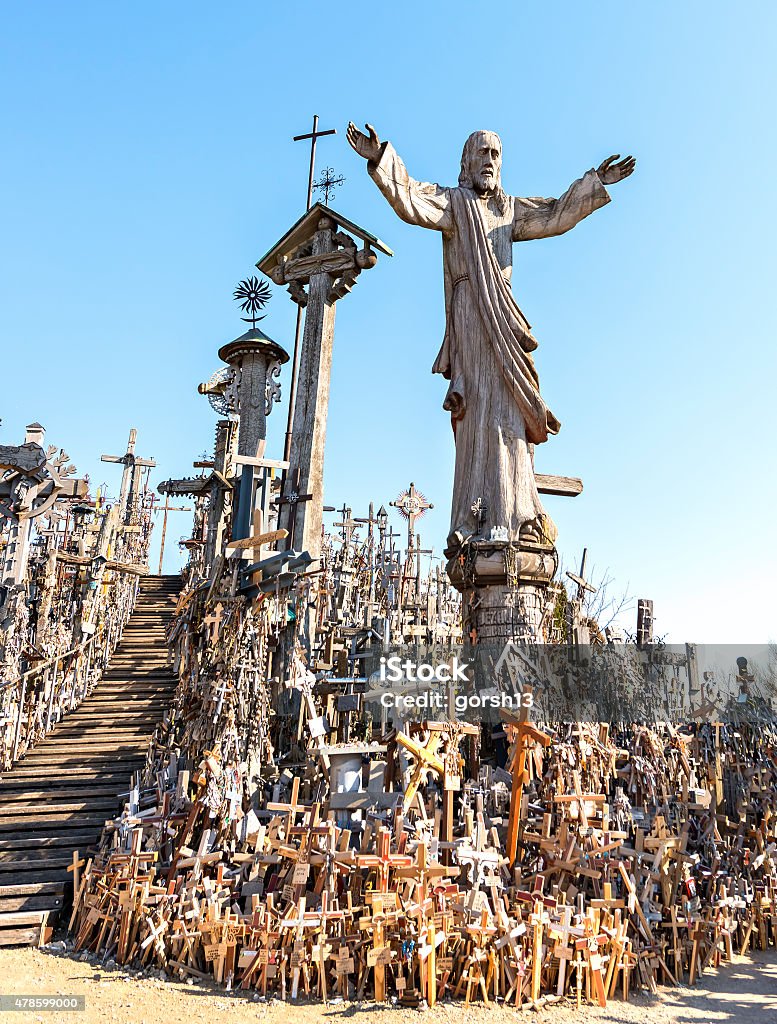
258, 204, 391, 561
218, 329, 289, 541
218, 330, 289, 460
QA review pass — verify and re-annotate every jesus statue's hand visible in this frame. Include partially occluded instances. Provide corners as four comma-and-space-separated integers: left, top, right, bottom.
596, 154, 636, 184
347, 122, 383, 163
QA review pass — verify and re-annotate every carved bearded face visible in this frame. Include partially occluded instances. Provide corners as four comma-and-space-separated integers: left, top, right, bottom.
460, 131, 503, 196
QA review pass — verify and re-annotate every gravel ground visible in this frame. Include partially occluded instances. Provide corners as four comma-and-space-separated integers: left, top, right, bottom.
0, 943, 775, 1024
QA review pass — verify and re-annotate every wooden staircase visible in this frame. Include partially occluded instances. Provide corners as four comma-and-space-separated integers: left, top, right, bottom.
0, 574, 180, 946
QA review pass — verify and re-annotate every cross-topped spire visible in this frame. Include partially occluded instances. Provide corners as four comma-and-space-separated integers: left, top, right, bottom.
293, 114, 337, 211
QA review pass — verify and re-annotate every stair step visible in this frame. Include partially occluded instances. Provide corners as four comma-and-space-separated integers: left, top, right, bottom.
0, 926, 47, 946
0, 882, 66, 897
0, 577, 179, 947
0, 831, 106, 850
0, 895, 63, 913
0, 798, 120, 815
0, 817, 109, 835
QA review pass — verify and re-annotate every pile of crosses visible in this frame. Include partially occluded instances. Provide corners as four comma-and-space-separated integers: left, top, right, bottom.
68, 235, 776, 1006
68, 546, 777, 1008
0, 425, 155, 767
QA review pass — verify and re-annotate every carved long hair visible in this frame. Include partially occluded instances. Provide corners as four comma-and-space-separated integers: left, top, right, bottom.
458, 130, 508, 214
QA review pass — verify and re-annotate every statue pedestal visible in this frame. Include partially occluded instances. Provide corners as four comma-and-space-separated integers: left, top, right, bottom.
446, 537, 557, 644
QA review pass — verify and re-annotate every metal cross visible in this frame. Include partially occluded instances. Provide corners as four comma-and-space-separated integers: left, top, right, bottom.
313, 166, 345, 205
293, 114, 337, 211
333, 503, 358, 547
272, 467, 313, 549
391, 482, 433, 551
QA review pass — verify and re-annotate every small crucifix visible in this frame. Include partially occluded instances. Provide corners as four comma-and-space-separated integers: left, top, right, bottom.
470, 497, 488, 532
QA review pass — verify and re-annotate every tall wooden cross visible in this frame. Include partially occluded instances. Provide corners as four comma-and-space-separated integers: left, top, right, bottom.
101, 428, 155, 525
502, 706, 552, 868
566, 547, 597, 603
152, 494, 191, 574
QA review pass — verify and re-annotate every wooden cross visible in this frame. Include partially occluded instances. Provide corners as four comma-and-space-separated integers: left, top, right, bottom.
332, 503, 358, 547
493, 901, 528, 1006
395, 841, 454, 902
311, 938, 334, 1002
574, 920, 610, 1007
152, 493, 191, 574
330, 943, 355, 999
502, 707, 552, 868
66, 850, 86, 894
202, 602, 225, 642
395, 728, 446, 814
267, 777, 315, 839
460, 907, 497, 1005
566, 547, 597, 603
356, 827, 412, 893
548, 904, 583, 997
101, 427, 156, 524
279, 895, 322, 1000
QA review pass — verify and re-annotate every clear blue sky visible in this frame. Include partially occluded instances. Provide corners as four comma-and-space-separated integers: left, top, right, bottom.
1, 2, 775, 642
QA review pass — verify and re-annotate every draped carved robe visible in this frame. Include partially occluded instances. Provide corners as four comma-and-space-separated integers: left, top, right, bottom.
368, 143, 610, 541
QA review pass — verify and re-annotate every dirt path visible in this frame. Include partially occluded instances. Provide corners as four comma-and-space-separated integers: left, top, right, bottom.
0, 944, 774, 1024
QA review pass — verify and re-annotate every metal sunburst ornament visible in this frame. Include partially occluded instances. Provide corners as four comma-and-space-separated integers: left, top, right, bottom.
233, 276, 272, 328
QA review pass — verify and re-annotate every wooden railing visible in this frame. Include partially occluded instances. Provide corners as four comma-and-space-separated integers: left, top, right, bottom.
0, 577, 138, 768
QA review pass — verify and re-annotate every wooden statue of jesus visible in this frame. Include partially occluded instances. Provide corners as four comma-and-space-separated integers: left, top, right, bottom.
347, 123, 634, 550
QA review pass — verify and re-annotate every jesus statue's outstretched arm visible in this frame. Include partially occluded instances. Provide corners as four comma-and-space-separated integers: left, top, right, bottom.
513, 153, 635, 240
513, 170, 611, 241
347, 122, 452, 232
